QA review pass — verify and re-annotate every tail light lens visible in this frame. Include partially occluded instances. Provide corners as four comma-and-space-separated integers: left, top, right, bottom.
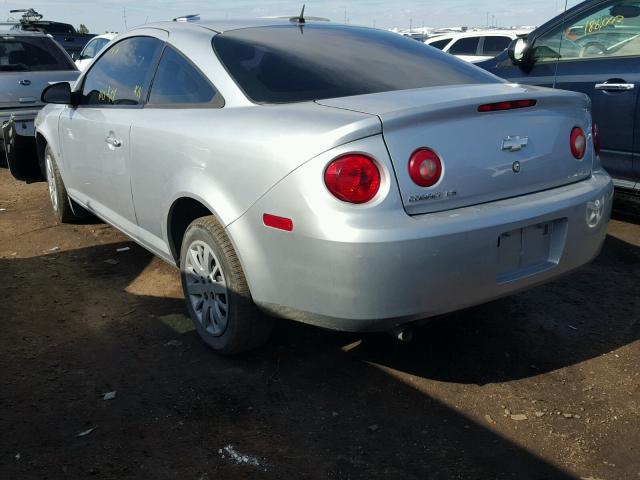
408, 148, 443, 187
592, 123, 601, 156
570, 127, 586, 159
324, 154, 381, 204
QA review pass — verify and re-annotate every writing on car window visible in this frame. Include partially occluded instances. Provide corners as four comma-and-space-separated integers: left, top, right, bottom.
81, 36, 162, 106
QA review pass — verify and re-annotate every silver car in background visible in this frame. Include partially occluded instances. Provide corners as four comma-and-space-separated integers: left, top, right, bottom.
34, 19, 613, 354
1, 30, 78, 178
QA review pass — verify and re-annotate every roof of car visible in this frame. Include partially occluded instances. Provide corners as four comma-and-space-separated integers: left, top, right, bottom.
138, 18, 335, 34
91, 32, 118, 40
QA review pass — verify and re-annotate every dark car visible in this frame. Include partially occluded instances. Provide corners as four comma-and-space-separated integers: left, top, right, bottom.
7, 9, 95, 56
478, 0, 640, 193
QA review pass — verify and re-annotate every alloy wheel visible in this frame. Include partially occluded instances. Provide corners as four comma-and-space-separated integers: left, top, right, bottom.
184, 240, 229, 336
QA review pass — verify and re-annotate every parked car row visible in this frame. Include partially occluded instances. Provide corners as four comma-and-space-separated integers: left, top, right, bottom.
1, 30, 78, 178
425, 29, 533, 63
1, 11, 115, 178
4, 8, 95, 57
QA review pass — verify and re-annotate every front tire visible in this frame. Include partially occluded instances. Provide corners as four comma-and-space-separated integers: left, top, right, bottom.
180, 216, 273, 354
44, 145, 78, 223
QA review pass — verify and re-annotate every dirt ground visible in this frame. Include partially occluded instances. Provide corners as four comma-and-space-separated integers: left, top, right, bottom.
0, 168, 638, 480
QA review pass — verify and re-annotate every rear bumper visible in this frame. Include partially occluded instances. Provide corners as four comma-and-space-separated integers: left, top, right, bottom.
1, 110, 38, 153
0, 109, 40, 124
228, 169, 613, 332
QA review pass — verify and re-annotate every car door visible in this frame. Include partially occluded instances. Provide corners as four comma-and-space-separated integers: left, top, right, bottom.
59, 33, 165, 233
128, 44, 224, 257
532, 0, 640, 182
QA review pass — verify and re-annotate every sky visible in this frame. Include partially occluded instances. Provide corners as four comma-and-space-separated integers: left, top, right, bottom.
1, 0, 583, 33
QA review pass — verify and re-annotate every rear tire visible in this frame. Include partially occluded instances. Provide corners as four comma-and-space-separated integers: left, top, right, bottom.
44, 145, 81, 224
180, 216, 273, 354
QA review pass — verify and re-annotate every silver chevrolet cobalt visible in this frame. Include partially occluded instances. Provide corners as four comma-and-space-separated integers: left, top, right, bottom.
35, 18, 613, 353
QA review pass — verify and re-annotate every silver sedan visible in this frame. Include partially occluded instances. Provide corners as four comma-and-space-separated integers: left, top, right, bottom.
35, 18, 612, 353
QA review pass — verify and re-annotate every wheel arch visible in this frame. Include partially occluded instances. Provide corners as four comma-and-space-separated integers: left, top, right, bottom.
167, 196, 224, 266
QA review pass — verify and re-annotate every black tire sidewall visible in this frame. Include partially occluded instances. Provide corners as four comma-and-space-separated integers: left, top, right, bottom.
180, 220, 259, 353
44, 145, 70, 223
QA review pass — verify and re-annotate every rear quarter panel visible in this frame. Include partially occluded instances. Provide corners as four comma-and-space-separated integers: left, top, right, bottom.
128, 103, 380, 257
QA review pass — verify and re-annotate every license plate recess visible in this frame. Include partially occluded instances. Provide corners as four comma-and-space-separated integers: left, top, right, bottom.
496, 219, 567, 284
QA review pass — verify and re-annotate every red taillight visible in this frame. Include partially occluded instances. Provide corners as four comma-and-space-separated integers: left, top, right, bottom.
592, 123, 601, 156
263, 213, 293, 232
478, 99, 537, 112
570, 127, 586, 159
324, 154, 381, 204
408, 148, 443, 187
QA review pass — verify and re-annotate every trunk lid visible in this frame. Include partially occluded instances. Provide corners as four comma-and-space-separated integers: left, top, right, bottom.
317, 84, 593, 215
0, 70, 78, 111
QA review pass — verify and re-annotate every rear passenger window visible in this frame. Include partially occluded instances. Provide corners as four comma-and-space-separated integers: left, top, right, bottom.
448, 37, 480, 55
482, 36, 512, 56
148, 47, 221, 107
428, 39, 451, 50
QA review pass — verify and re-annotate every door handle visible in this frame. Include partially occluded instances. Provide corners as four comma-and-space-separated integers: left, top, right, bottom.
105, 136, 122, 148
594, 82, 635, 92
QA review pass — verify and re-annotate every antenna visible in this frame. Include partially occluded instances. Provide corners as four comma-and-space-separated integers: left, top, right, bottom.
269, 6, 328, 23
290, 4, 306, 24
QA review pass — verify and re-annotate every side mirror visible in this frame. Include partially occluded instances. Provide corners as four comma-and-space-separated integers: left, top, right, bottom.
508, 37, 529, 64
41, 82, 77, 106
71, 52, 78, 61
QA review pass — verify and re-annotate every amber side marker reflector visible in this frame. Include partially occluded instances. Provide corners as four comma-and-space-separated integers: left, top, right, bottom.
263, 213, 293, 232
478, 99, 537, 112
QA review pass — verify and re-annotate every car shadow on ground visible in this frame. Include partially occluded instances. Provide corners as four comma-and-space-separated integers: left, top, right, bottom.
1, 237, 637, 478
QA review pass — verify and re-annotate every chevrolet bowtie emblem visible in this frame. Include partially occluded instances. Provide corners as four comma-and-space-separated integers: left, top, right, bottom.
502, 136, 529, 152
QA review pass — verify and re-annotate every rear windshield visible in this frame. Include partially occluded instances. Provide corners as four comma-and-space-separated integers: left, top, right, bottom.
213, 24, 499, 104
0, 35, 75, 71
